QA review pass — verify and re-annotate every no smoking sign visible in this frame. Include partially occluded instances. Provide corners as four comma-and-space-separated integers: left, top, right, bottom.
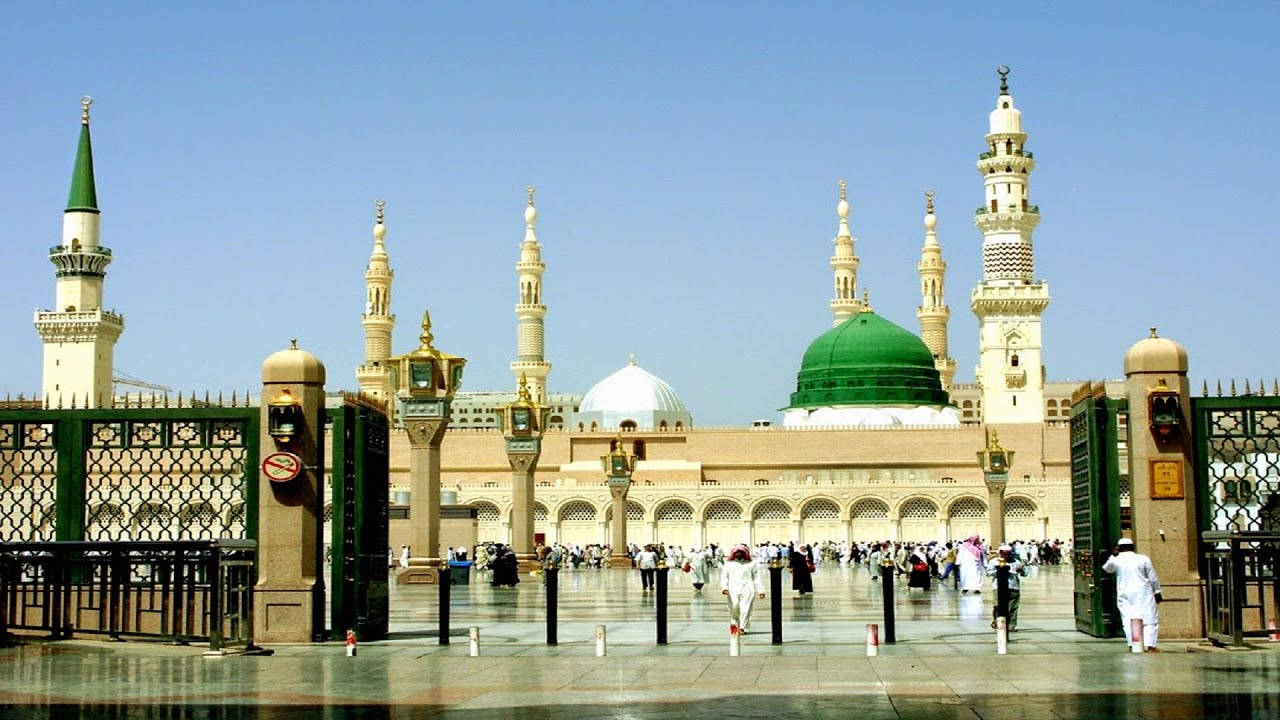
262, 451, 303, 483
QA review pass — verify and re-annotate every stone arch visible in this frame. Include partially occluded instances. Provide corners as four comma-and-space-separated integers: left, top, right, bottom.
751, 498, 793, 544
703, 498, 744, 547
1004, 495, 1041, 541
800, 498, 841, 545
849, 497, 891, 542
947, 496, 988, 542
181, 502, 220, 541
86, 502, 126, 541
897, 497, 939, 543
654, 499, 694, 549
132, 502, 175, 541
557, 499, 599, 546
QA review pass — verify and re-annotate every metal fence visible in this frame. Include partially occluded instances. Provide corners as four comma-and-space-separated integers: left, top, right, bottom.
0, 540, 256, 652
1202, 531, 1280, 648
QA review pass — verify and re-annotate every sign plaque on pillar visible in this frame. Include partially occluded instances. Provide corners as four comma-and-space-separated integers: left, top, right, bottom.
1149, 459, 1184, 499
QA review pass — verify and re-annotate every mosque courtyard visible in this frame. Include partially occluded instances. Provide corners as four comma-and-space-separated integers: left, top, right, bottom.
1, 565, 1278, 718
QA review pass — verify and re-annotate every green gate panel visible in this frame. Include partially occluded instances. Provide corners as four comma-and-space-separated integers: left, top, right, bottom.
329, 401, 390, 641
1069, 385, 1125, 637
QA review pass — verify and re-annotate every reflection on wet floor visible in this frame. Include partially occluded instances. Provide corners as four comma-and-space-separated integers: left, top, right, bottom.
2, 564, 1278, 718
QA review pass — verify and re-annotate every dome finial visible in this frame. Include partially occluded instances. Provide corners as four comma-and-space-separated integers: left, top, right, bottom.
862, 288, 871, 311
997, 65, 1010, 95
839, 179, 847, 202
524, 186, 538, 227
836, 180, 850, 221
373, 199, 387, 240
1149, 326, 1158, 338
925, 190, 935, 215
80, 96, 93, 125
628, 352, 636, 367
516, 372, 532, 403
418, 310, 435, 350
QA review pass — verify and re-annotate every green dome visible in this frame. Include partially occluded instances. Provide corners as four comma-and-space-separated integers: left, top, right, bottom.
787, 311, 952, 410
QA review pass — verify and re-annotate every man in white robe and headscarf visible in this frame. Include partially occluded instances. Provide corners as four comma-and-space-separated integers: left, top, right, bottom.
721, 544, 766, 634
1103, 538, 1163, 651
958, 535, 985, 594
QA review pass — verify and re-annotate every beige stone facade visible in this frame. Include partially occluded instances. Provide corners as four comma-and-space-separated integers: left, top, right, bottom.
380, 421, 1072, 549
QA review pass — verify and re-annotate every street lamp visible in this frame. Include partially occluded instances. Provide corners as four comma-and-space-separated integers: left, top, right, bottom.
602, 435, 638, 568
977, 429, 1014, 547
504, 373, 546, 571
388, 311, 465, 581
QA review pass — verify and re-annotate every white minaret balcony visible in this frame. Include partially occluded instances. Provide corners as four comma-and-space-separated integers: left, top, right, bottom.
970, 283, 1050, 315
49, 243, 113, 278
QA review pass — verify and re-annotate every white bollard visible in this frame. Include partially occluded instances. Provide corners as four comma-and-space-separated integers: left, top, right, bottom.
866, 623, 879, 657
1130, 618, 1145, 653
595, 625, 607, 657
729, 624, 741, 657
469, 626, 480, 657
995, 616, 1008, 655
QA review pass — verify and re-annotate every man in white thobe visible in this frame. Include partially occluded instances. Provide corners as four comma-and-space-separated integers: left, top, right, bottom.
1102, 538, 1163, 652
721, 544, 766, 633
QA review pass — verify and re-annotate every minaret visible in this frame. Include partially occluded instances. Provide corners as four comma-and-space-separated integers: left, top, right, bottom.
829, 180, 863, 326
356, 199, 396, 401
511, 186, 550, 403
918, 191, 957, 392
34, 97, 124, 408
971, 67, 1050, 423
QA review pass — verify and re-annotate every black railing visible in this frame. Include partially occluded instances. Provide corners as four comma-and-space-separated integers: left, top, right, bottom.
0, 540, 257, 653
1202, 532, 1280, 648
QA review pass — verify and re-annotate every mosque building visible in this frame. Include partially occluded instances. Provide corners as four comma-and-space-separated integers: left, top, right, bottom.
26, 73, 1082, 549
361, 70, 1077, 547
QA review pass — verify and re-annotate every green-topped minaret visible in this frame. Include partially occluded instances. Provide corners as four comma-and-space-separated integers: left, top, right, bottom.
34, 96, 124, 408
66, 97, 99, 213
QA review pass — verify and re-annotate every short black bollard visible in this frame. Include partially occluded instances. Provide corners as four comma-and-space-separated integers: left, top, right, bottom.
769, 561, 783, 645
438, 565, 451, 646
656, 567, 668, 645
880, 560, 895, 644
995, 561, 1010, 628
546, 566, 559, 646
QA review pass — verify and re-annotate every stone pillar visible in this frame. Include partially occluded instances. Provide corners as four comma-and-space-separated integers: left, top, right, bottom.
986, 483, 1007, 547
1123, 330, 1203, 639
791, 519, 802, 544
695, 520, 705, 547
255, 343, 326, 643
889, 516, 900, 542
609, 485, 630, 567
938, 518, 950, 543
398, 417, 446, 584
502, 520, 511, 545
644, 521, 656, 544
506, 439, 540, 571
842, 518, 852, 544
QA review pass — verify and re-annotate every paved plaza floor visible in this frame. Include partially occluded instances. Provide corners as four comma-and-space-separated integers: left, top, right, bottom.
1, 564, 1278, 718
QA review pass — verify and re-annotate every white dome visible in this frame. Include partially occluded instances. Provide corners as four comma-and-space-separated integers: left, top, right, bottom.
573, 360, 692, 431
580, 362, 688, 415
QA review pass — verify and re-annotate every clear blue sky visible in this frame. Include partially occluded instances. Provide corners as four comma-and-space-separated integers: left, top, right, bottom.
3, 3, 1278, 423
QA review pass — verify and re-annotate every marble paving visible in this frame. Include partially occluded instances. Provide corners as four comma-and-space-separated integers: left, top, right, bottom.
0, 565, 1277, 718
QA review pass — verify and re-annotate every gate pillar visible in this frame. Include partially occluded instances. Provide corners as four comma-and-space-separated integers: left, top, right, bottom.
1123, 328, 1204, 639
255, 342, 326, 643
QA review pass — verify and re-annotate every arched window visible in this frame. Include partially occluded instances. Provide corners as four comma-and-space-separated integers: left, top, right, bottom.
533, 502, 548, 522
620, 420, 637, 432
704, 500, 742, 521
633, 440, 646, 460
559, 501, 597, 522
752, 500, 791, 520
655, 501, 693, 521
851, 499, 889, 519
899, 498, 937, 519
949, 498, 987, 518
659, 421, 668, 430
802, 500, 839, 519
1005, 498, 1036, 518
471, 502, 501, 522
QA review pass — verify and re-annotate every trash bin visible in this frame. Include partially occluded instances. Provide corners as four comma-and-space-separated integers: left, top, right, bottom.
449, 560, 473, 585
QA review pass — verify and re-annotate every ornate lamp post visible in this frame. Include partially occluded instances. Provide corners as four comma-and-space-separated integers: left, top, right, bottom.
503, 373, 545, 571
977, 429, 1014, 547
601, 435, 638, 568
390, 311, 465, 582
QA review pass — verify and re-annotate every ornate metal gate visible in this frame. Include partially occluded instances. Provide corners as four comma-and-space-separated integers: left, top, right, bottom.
1069, 383, 1125, 637
1192, 393, 1280, 645
0, 404, 259, 544
327, 395, 390, 641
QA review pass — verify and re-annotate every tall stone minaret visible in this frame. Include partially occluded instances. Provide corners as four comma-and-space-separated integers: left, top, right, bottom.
356, 199, 395, 401
971, 67, 1049, 423
829, 180, 863, 326
511, 186, 550, 403
34, 97, 124, 408
917, 191, 957, 393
